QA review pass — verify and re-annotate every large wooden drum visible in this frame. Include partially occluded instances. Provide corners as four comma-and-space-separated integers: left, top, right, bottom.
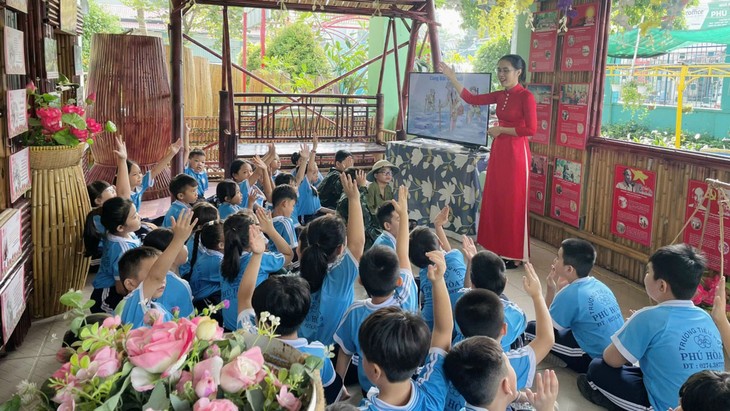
85, 34, 173, 200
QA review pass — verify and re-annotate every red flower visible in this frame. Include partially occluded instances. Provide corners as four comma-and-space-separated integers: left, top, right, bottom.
86, 118, 103, 134
61, 104, 85, 117
85, 92, 97, 105
37, 107, 63, 133
71, 128, 88, 142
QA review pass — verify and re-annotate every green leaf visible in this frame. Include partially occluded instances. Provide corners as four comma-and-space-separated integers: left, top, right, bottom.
53, 129, 78, 146
82, 300, 95, 310
60, 290, 84, 308
304, 355, 323, 371
170, 394, 191, 411
62, 113, 87, 130
42, 93, 59, 103
70, 316, 84, 336
0, 395, 21, 411
27, 117, 41, 127
96, 374, 131, 411
245, 387, 265, 410
105, 121, 117, 133
143, 381, 170, 411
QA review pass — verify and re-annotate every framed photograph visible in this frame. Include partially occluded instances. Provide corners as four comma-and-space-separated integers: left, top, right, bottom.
5, 0, 28, 13
6, 89, 28, 139
44, 38, 59, 79
3, 26, 26, 75
8, 148, 31, 203
74, 44, 83, 75
1, 265, 26, 345
60, 0, 78, 34
0, 209, 22, 281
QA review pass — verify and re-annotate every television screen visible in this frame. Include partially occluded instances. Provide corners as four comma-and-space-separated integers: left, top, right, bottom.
406, 72, 492, 147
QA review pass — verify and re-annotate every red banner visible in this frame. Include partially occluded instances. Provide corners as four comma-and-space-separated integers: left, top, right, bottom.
527, 84, 553, 145
529, 155, 548, 215
550, 158, 582, 227
611, 165, 656, 247
556, 83, 591, 150
529, 10, 559, 73
560, 2, 600, 72
683, 180, 730, 272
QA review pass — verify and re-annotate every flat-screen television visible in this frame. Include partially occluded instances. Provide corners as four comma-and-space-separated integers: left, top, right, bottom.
406, 72, 492, 147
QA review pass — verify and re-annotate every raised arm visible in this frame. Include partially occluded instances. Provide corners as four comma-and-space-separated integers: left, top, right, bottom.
433, 205, 452, 252
438, 62, 464, 95
523, 262, 555, 363
113, 136, 131, 200
461, 235, 477, 289
182, 123, 191, 168
307, 136, 320, 182
294, 144, 311, 187
150, 139, 183, 180
426, 250, 453, 351
342, 172, 365, 261
237, 225, 266, 314
712, 275, 730, 356
143, 210, 196, 301
391, 185, 411, 270
251, 156, 273, 203
256, 207, 293, 266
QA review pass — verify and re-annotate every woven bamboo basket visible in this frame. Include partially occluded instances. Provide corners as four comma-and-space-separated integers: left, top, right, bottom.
29, 145, 92, 318
85, 34, 173, 200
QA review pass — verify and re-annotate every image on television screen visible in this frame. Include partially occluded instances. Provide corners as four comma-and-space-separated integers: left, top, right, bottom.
406, 72, 492, 147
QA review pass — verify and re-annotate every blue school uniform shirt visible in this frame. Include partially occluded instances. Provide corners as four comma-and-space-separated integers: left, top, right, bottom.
119, 282, 174, 329
220, 251, 285, 331
218, 202, 243, 220
163, 200, 192, 228
295, 177, 321, 217
550, 276, 624, 358
444, 345, 537, 411
93, 234, 141, 289
184, 166, 209, 198
130, 171, 154, 211
237, 308, 336, 387
452, 289, 527, 352
419, 249, 466, 329
179, 236, 195, 279
157, 272, 194, 318
299, 248, 359, 346
291, 168, 324, 187
269, 216, 298, 253
333, 269, 418, 393
191, 245, 223, 301
372, 231, 396, 250
359, 348, 448, 411
612, 300, 725, 411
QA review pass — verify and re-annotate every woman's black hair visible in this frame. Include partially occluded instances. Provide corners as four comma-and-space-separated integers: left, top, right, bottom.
300, 215, 346, 293
87, 180, 111, 206
221, 213, 256, 283
499, 54, 527, 85
189, 221, 224, 276
83, 197, 134, 256
216, 179, 238, 204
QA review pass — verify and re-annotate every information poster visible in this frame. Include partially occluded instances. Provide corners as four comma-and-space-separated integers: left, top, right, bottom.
9, 148, 31, 203
527, 84, 553, 145
0, 210, 22, 279
4, 27, 26, 75
6, 0, 27, 13
1, 266, 26, 345
529, 155, 548, 215
529, 10, 559, 73
44, 38, 59, 79
611, 165, 656, 246
561, 2, 600, 72
683, 180, 730, 272
60, 0, 78, 34
550, 158, 582, 227
7, 89, 28, 139
556, 83, 591, 150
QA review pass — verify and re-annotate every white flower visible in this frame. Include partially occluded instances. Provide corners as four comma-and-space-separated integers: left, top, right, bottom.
432, 155, 444, 169
454, 154, 468, 169
438, 182, 456, 203
412, 149, 423, 165
463, 185, 476, 205
421, 178, 433, 199
453, 216, 463, 230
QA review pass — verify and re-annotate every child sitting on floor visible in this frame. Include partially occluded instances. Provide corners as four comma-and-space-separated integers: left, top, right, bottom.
142, 228, 195, 318
184, 148, 209, 199
179, 202, 219, 280
674, 370, 730, 411
189, 221, 224, 323
269, 184, 299, 254
163, 174, 198, 228
372, 202, 398, 250
216, 179, 244, 219
336, 168, 380, 250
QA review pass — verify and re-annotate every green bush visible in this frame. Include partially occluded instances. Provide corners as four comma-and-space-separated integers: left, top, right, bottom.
601, 121, 727, 151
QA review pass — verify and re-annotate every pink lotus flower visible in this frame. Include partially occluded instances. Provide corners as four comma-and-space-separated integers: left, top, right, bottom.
57, 399, 75, 411
175, 370, 192, 394
36, 107, 63, 133
26, 81, 37, 94
52, 362, 73, 381
195, 370, 217, 398
276, 385, 302, 411
90, 346, 120, 378
61, 104, 85, 117
219, 346, 266, 393
102, 315, 121, 329
85, 92, 96, 105
192, 398, 237, 411
192, 356, 223, 398
86, 118, 103, 134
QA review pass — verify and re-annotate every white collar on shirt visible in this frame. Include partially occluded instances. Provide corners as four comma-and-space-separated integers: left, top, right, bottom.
199, 244, 223, 258
382, 230, 396, 243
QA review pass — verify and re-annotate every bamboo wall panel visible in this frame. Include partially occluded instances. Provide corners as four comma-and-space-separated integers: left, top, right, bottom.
86, 34, 173, 200
193, 56, 213, 117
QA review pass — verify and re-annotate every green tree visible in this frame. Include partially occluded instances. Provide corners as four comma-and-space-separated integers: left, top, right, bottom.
473, 37, 510, 91
82, 0, 123, 71
119, 0, 166, 34
323, 40, 368, 95
266, 22, 330, 79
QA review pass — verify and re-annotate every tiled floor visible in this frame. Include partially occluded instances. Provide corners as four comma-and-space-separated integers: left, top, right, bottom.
0, 236, 655, 408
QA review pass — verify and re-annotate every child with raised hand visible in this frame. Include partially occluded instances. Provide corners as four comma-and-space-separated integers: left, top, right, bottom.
119, 209, 196, 328
220, 208, 292, 331
445, 336, 559, 411
179, 202, 219, 280
333, 185, 418, 395
711, 274, 730, 355
336, 168, 379, 250
359, 250, 452, 410
189, 221, 225, 323
87, 197, 142, 314
269, 184, 299, 254
299, 173, 365, 346
409, 205, 466, 330
216, 179, 243, 219
125, 139, 182, 212
141, 228, 195, 318
294, 139, 333, 224
230, 156, 271, 209
236, 224, 341, 403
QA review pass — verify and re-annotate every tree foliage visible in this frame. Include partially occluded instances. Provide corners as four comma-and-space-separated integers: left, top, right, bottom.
323, 40, 369, 95
438, 0, 518, 40
266, 22, 330, 78
610, 0, 698, 34
82, 0, 123, 71
473, 37, 510, 91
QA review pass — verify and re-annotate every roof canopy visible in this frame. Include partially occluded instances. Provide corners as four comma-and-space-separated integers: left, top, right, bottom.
608, 26, 730, 58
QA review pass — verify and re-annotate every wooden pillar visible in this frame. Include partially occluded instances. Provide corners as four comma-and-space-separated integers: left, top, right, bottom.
425, 0, 440, 69
376, 20, 392, 96
396, 22, 422, 140
170, 0, 184, 176
221, 6, 236, 169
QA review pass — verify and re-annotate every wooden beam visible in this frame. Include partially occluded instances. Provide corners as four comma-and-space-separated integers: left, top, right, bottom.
170, 0, 184, 177
377, 20, 392, 96
425, 0, 440, 69
398, 22, 422, 140
194, 0, 428, 19
222, 6, 237, 171
391, 19, 405, 138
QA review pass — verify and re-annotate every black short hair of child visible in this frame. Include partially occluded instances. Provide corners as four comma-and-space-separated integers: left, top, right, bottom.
455, 289, 504, 339
221, 213, 256, 283
359, 306, 430, 383
170, 173, 198, 199
376, 202, 396, 229
192, 202, 220, 226
679, 370, 730, 411
471, 250, 507, 295
229, 159, 253, 178
272, 184, 298, 208
359, 245, 400, 297
87, 180, 111, 205
119, 246, 162, 283
291, 152, 301, 165
188, 149, 205, 159
444, 336, 508, 407
252, 275, 311, 335
143, 228, 173, 251
274, 173, 296, 187
409, 226, 439, 269
300, 215, 346, 293
335, 150, 353, 164
560, 238, 596, 278
217, 179, 239, 203
649, 243, 707, 300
